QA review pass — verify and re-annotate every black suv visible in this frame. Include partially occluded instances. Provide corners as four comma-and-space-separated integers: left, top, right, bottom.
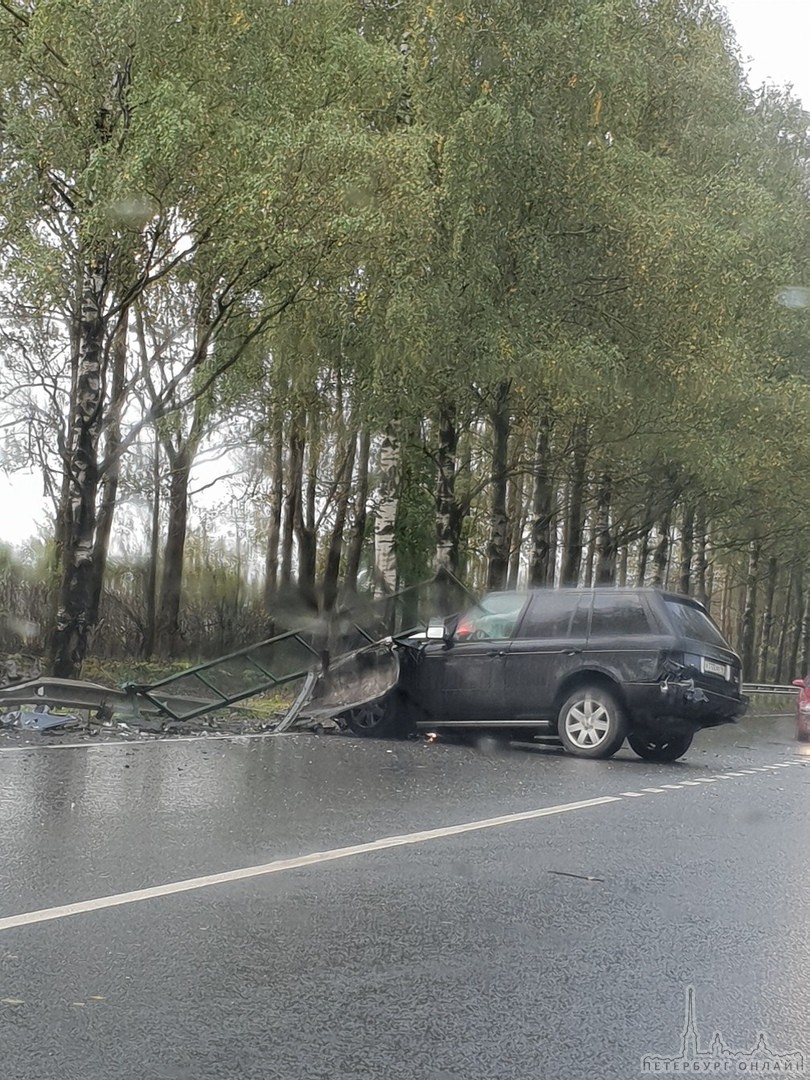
348, 588, 747, 762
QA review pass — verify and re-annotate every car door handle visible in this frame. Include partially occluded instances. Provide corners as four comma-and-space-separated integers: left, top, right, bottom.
563, 648, 582, 656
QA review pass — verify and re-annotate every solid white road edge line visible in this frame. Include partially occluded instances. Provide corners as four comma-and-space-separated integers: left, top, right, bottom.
0, 795, 620, 933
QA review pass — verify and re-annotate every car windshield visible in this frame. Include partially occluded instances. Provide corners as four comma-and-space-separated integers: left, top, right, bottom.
665, 600, 729, 650
455, 594, 527, 641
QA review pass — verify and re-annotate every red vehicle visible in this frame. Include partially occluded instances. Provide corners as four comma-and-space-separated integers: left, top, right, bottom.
792, 677, 810, 741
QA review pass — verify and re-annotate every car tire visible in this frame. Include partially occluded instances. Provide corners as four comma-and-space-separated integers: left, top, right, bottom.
628, 729, 694, 762
343, 693, 405, 738
797, 728, 810, 744
557, 686, 627, 759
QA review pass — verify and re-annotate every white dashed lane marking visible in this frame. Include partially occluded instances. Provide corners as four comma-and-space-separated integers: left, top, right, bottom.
615, 761, 798, 803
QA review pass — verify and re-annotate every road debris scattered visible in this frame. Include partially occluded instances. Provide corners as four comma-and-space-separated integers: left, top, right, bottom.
0, 703, 289, 746
547, 870, 605, 883
0, 706, 80, 733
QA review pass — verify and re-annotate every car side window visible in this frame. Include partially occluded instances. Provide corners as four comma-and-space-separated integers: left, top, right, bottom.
590, 593, 650, 637
455, 595, 527, 641
517, 592, 577, 639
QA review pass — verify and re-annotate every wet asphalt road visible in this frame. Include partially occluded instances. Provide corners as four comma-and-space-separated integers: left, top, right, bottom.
1, 713, 809, 1080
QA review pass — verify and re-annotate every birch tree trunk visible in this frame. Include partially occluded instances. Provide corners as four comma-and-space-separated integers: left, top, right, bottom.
788, 568, 804, 681
52, 257, 109, 677
280, 420, 304, 588
694, 510, 709, 606
636, 527, 651, 587
740, 538, 761, 680
594, 473, 616, 585
88, 307, 128, 629
528, 413, 554, 586
650, 512, 671, 588
434, 402, 461, 575
720, 567, 732, 641
374, 430, 401, 596
774, 583, 791, 685
344, 430, 371, 595
678, 503, 694, 595
547, 492, 558, 586
756, 556, 778, 683
618, 543, 629, 586
50, 59, 131, 676
705, 526, 715, 607
322, 431, 357, 611
583, 516, 596, 589
561, 419, 587, 586
295, 428, 318, 610
142, 428, 161, 658
506, 467, 526, 589
156, 442, 193, 657
486, 380, 511, 590
263, 421, 284, 610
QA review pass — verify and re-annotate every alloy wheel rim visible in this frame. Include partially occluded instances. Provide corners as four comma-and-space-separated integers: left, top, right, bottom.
355, 705, 383, 729
565, 697, 610, 748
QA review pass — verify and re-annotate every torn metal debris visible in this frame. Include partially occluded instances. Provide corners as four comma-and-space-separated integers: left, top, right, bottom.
0, 573, 475, 739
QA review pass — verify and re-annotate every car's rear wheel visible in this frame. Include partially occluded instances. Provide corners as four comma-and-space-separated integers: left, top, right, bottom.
628, 729, 694, 762
797, 726, 810, 744
557, 686, 627, 759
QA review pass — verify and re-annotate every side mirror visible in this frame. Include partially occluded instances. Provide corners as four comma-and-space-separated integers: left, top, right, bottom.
425, 614, 459, 645
793, 678, 806, 689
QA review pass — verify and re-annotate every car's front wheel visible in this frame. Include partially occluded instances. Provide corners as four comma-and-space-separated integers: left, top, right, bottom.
557, 686, 627, 759
628, 729, 693, 762
342, 693, 406, 738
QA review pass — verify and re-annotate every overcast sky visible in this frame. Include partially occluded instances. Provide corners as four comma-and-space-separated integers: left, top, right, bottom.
722, 0, 810, 107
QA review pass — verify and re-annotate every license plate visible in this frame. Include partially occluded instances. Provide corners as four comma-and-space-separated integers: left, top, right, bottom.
703, 659, 727, 678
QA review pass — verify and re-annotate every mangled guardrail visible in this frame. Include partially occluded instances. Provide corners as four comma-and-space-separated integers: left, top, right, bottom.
0, 573, 475, 730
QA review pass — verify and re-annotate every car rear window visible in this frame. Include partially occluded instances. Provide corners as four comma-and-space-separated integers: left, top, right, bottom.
589, 592, 651, 636
517, 591, 577, 638
664, 599, 728, 649
456, 594, 526, 641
